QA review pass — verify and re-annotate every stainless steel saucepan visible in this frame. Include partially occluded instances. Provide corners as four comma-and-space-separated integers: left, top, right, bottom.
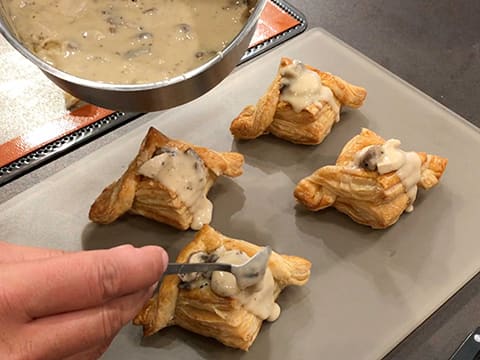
0, 0, 266, 112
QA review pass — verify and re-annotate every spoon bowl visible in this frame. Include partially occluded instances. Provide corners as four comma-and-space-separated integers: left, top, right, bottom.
165, 246, 272, 289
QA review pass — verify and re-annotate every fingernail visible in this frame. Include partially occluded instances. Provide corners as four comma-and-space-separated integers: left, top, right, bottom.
139, 245, 169, 273
160, 249, 169, 273
115, 244, 133, 250
149, 281, 159, 295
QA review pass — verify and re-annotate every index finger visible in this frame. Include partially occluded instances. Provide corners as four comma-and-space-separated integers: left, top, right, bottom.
3, 244, 168, 320
0, 241, 65, 264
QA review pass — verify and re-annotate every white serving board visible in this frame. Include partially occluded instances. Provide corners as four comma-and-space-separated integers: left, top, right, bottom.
1, 28, 479, 360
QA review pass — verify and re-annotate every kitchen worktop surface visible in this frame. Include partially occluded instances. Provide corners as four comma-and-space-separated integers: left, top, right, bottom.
1, 1, 479, 359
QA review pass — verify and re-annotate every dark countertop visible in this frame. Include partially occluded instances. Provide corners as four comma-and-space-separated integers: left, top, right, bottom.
1, 1, 480, 359
290, 0, 480, 127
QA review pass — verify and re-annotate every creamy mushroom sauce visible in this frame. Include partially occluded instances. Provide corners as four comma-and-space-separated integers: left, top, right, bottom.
179, 246, 280, 322
137, 147, 212, 230
280, 60, 339, 119
6, 0, 251, 83
353, 139, 422, 212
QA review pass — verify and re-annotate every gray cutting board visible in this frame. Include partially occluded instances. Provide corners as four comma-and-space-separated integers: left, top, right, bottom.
1, 28, 479, 360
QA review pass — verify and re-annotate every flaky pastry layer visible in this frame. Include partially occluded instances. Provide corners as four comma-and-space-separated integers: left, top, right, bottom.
230, 57, 367, 145
89, 127, 244, 230
134, 225, 311, 350
294, 128, 448, 228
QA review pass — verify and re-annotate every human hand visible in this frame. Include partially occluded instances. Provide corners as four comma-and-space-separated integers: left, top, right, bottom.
0, 241, 168, 360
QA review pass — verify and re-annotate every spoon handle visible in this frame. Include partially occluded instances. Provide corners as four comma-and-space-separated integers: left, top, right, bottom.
164, 262, 232, 275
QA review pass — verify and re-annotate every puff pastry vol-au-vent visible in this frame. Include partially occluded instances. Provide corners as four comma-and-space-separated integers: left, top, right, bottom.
89, 127, 244, 230
134, 225, 311, 351
230, 57, 367, 145
294, 128, 448, 229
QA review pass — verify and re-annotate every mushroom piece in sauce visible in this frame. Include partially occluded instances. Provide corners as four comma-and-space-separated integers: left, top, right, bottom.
355, 145, 384, 171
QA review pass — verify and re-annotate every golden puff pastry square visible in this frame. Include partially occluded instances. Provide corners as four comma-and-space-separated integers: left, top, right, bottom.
89, 127, 244, 230
230, 57, 367, 145
133, 225, 311, 351
294, 128, 448, 229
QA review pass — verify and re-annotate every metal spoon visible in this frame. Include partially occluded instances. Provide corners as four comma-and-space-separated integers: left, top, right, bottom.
164, 246, 272, 289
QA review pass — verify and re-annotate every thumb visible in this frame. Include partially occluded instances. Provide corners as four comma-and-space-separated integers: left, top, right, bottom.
4, 244, 169, 320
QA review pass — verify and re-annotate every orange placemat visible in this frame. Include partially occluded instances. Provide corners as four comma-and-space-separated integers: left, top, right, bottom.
0, 0, 306, 185
251, 0, 301, 48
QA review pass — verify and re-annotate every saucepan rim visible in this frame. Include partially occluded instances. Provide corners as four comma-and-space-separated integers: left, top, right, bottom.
0, 0, 266, 92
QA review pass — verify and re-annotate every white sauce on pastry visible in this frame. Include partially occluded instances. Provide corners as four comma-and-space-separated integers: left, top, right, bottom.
178, 251, 214, 283
212, 249, 280, 321
7, 0, 250, 83
279, 60, 339, 120
137, 147, 212, 229
211, 249, 249, 297
354, 139, 422, 212
180, 246, 281, 322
